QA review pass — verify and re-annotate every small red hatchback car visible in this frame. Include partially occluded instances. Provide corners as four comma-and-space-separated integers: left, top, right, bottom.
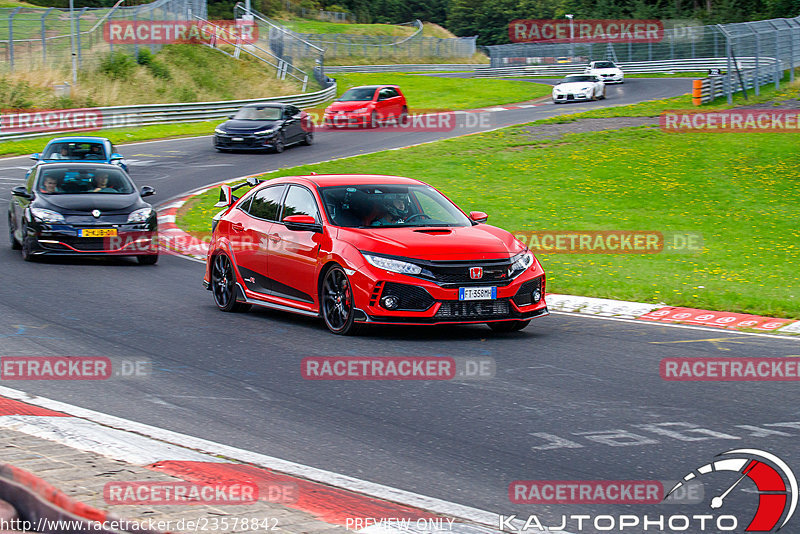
203, 174, 548, 335
323, 85, 408, 128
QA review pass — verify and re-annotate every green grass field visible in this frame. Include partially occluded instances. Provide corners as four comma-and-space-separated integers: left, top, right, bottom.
178, 122, 800, 320
331, 73, 551, 110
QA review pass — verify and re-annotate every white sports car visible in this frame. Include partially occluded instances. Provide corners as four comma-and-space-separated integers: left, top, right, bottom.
552, 75, 606, 103
585, 60, 625, 84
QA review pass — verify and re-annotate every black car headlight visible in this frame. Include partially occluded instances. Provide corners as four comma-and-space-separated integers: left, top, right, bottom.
127, 207, 153, 223
508, 250, 535, 278
30, 207, 65, 224
254, 128, 275, 136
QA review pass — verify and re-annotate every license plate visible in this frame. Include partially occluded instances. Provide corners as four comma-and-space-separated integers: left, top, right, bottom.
81, 228, 117, 237
459, 286, 497, 301
232, 137, 244, 142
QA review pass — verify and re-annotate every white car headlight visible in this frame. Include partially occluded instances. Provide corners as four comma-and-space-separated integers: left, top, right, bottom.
127, 207, 153, 223
214, 127, 226, 134
363, 253, 422, 275
254, 129, 274, 135
353, 107, 370, 113
30, 208, 65, 223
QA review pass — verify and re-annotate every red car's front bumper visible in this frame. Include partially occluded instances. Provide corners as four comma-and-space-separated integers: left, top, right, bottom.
346, 263, 548, 326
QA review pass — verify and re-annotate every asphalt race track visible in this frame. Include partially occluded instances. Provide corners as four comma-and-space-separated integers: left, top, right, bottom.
2, 77, 798, 529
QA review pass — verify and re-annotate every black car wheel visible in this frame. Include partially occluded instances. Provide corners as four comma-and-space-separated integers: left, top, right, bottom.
302, 131, 314, 146
8, 214, 21, 250
137, 254, 158, 265
487, 319, 531, 333
273, 134, 285, 154
399, 107, 409, 125
20, 231, 37, 262
321, 265, 361, 335
211, 254, 251, 312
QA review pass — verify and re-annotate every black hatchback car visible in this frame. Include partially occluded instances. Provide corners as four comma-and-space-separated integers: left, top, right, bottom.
213, 103, 314, 153
8, 162, 159, 264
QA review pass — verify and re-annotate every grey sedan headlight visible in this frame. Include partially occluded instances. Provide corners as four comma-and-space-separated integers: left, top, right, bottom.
363, 253, 422, 275
127, 207, 153, 223
254, 129, 274, 136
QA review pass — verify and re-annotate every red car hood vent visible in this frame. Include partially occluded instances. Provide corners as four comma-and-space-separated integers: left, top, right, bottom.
413, 229, 452, 234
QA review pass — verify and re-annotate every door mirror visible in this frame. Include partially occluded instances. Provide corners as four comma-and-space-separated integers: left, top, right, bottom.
214, 184, 235, 207
30, 153, 40, 160
110, 153, 124, 161
12, 186, 32, 199
140, 186, 155, 198
469, 211, 488, 223
283, 214, 321, 232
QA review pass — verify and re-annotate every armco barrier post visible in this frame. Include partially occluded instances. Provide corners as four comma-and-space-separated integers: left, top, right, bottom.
692, 79, 704, 105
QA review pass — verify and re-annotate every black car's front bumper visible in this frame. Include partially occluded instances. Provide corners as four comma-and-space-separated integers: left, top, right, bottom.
214, 133, 279, 150
26, 224, 158, 256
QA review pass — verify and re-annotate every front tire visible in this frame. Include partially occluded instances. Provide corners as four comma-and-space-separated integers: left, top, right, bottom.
273, 134, 285, 154
21, 235, 37, 262
487, 319, 531, 333
321, 265, 361, 335
211, 253, 251, 312
302, 131, 314, 146
137, 254, 158, 265
399, 107, 409, 125
8, 215, 21, 250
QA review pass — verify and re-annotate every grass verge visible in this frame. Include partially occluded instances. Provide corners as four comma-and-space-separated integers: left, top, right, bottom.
331, 73, 551, 110
178, 122, 800, 319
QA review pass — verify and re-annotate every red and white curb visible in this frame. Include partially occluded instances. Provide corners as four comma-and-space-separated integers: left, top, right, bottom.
0, 387, 533, 534
547, 294, 800, 335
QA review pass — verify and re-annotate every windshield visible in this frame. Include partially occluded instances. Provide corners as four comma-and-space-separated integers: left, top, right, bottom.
564, 75, 595, 83
232, 107, 282, 120
594, 61, 616, 68
320, 184, 473, 228
43, 142, 106, 161
338, 87, 377, 102
36, 167, 135, 195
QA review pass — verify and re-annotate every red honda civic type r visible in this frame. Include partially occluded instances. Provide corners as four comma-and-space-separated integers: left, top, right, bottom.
203, 174, 548, 335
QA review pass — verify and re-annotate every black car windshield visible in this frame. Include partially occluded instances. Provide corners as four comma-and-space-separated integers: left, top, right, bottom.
338, 87, 377, 102
36, 167, 135, 195
320, 184, 472, 228
232, 107, 282, 120
594, 61, 616, 68
43, 142, 106, 160
564, 75, 595, 82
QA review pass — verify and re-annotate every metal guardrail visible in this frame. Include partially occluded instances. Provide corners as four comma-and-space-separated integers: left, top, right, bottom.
0, 83, 337, 141
693, 69, 778, 104
325, 63, 486, 73
473, 57, 777, 77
